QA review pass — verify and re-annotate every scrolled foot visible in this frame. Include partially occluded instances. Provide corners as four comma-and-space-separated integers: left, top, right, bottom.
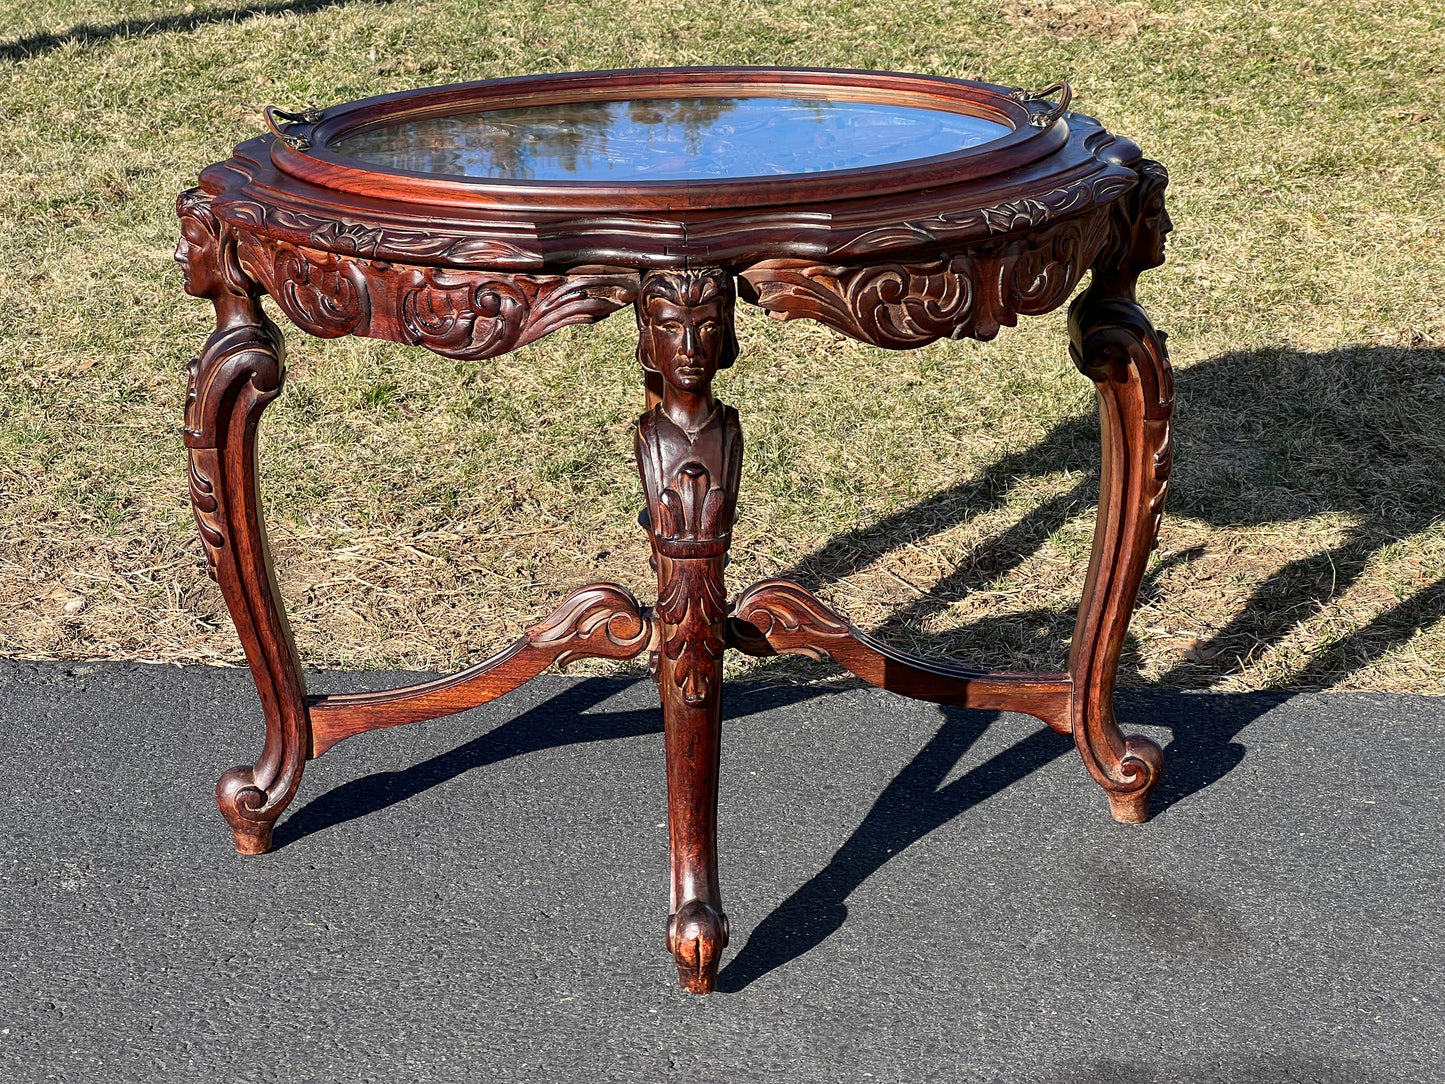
667, 899, 730, 995
1102, 736, 1164, 824
217, 765, 281, 854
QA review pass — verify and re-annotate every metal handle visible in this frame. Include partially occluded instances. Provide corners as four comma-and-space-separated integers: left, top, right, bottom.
1009, 82, 1073, 128
263, 105, 324, 151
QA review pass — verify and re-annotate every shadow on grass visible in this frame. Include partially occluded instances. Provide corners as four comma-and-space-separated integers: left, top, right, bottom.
275, 345, 1441, 987
0, 0, 383, 62
752, 344, 1445, 693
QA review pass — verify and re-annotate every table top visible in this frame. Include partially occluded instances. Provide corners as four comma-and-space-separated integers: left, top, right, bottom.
331, 95, 1012, 183
199, 67, 1147, 271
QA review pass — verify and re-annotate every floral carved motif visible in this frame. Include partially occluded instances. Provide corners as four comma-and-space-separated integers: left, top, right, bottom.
742, 206, 1115, 346
825, 169, 1135, 260
223, 198, 544, 267
233, 235, 639, 360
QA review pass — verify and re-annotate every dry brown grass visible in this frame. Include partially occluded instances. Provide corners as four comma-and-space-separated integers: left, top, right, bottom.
1000, 0, 1156, 41
1, 0, 1443, 693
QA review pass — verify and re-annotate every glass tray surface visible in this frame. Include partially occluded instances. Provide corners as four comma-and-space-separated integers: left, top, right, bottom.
332, 96, 1012, 181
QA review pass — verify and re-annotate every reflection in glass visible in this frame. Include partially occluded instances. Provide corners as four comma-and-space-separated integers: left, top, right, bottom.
332, 96, 1012, 181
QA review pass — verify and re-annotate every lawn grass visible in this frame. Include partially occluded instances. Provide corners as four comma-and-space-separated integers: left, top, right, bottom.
1, 0, 1442, 692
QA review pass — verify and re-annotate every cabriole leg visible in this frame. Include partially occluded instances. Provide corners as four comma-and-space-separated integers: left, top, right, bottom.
635, 268, 742, 993
1066, 160, 1173, 823
177, 190, 311, 854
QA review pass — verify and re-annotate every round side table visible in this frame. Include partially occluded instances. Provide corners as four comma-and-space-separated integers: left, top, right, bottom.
176, 67, 1174, 995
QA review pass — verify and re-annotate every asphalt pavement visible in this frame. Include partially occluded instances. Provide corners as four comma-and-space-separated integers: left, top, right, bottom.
1, 659, 1440, 1082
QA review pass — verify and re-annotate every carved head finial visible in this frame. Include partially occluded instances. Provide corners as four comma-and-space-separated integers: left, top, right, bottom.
175, 189, 248, 300
1130, 159, 1173, 271
1099, 159, 1172, 278
636, 268, 737, 390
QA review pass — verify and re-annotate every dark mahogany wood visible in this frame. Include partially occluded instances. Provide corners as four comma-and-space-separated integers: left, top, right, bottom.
633, 269, 741, 994
308, 582, 652, 755
728, 579, 1073, 735
176, 191, 312, 855
179, 67, 1175, 993
265, 68, 1065, 213
196, 69, 1138, 274
1065, 160, 1173, 823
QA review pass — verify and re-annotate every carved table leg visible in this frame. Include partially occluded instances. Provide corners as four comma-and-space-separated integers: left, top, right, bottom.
1066, 161, 1173, 823
177, 190, 311, 854
634, 269, 741, 993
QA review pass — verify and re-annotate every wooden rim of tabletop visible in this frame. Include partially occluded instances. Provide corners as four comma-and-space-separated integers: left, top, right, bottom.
267, 67, 1068, 213
203, 66, 1145, 270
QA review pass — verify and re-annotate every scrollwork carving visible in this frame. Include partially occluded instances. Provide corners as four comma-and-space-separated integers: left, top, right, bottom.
1063, 155, 1173, 823
730, 579, 849, 662
224, 197, 544, 267
825, 168, 1135, 261
231, 234, 639, 359
742, 207, 1114, 346
175, 187, 309, 854
180, 318, 286, 446
264, 241, 369, 338
187, 452, 224, 574
525, 582, 653, 670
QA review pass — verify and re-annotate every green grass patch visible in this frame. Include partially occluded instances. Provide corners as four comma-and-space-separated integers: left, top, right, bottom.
1, 0, 1442, 691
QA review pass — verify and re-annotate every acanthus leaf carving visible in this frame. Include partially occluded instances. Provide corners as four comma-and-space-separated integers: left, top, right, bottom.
730, 579, 849, 663
221, 197, 544, 268
743, 207, 1114, 347
654, 560, 730, 705
732, 580, 850, 639
230, 232, 640, 359
742, 259, 974, 348
639, 405, 740, 705
252, 240, 368, 338
525, 582, 653, 670
826, 167, 1136, 261
181, 319, 286, 446
187, 450, 225, 575
634, 269, 742, 708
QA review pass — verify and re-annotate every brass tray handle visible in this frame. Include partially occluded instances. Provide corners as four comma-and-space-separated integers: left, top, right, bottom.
263, 105, 325, 151
1010, 82, 1073, 128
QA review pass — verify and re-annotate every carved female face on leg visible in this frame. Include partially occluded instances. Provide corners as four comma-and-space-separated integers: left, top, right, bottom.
1133, 184, 1173, 271
636, 269, 738, 396
174, 206, 221, 299
1129, 163, 1173, 272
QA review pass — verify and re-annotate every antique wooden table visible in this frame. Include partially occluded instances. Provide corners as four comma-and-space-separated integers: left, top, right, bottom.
177, 67, 1173, 994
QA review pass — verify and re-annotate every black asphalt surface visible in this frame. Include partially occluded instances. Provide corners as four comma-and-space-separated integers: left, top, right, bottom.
1, 659, 1440, 1082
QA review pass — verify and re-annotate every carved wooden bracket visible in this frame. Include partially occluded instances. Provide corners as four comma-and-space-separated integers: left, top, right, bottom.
740, 205, 1115, 346
308, 583, 652, 755
181, 188, 640, 361
729, 579, 1074, 734
237, 237, 639, 359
